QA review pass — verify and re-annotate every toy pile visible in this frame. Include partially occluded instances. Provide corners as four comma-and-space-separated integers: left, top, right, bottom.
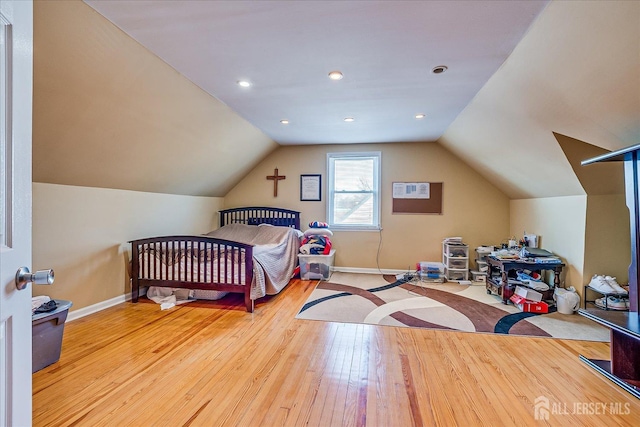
300, 221, 333, 255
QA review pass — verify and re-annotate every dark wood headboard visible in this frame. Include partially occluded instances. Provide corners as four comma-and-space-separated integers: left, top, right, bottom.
219, 207, 301, 230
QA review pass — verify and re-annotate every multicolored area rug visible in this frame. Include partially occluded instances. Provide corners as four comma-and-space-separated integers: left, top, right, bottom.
296, 272, 609, 341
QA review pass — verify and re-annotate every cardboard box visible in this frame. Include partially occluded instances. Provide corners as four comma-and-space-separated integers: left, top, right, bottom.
510, 294, 549, 313
514, 285, 543, 302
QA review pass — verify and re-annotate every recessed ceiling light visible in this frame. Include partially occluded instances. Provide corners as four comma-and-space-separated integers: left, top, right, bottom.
280, 119, 289, 124
237, 80, 252, 87
432, 65, 448, 74
344, 117, 355, 122
328, 71, 344, 80
415, 114, 426, 119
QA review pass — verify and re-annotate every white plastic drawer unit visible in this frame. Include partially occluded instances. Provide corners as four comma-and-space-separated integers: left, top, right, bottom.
444, 245, 469, 258
445, 268, 468, 281
447, 257, 468, 269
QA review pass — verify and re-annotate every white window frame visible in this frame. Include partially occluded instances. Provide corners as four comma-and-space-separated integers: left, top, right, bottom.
326, 151, 381, 231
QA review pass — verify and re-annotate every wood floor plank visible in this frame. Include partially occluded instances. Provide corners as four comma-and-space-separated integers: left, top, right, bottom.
33, 278, 640, 426
341, 324, 369, 427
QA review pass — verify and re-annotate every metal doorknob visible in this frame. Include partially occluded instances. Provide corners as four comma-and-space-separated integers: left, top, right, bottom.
15, 267, 54, 290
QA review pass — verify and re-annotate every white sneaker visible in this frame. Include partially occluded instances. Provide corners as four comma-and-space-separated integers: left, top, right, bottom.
588, 275, 616, 294
595, 296, 628, 310
604, 276, 628, 294
606, 296, 628, 310
528, 281, 550, 291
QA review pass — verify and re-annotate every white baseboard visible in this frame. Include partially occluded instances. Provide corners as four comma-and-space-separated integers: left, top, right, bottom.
66, 286, 147, 322
66, 294, 130, 322
332, 266, 408, 275
66, 269, 404, 321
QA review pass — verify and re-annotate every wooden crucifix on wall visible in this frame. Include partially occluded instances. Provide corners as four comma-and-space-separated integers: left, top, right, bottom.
266, 168, 286, 197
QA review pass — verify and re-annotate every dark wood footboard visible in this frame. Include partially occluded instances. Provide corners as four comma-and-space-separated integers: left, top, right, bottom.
130, 236, 255, 312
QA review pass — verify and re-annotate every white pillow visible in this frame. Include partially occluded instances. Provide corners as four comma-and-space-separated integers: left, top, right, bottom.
304, 227, 333, 237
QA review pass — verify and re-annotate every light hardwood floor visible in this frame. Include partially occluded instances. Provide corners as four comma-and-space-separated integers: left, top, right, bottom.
33, 279, 639, 426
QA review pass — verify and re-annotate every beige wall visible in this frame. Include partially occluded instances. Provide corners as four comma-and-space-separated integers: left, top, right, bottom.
225, 142, 510, 270
584, 194, 631, 286
510, 194, 631, 300
510, 196, 587, 294
32, 183, 223, 311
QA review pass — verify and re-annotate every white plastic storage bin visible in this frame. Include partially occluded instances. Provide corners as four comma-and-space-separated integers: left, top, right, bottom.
470, 270, 487, 283
447, 258, 468, 270
475, 246, 493, 262
443, 244, 469, 258
299, 250, 335, 281
444, 268, 468, 281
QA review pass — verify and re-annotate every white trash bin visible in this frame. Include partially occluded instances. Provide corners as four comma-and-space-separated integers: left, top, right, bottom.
554, 287, 580, 314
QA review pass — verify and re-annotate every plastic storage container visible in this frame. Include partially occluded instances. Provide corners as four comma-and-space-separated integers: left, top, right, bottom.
417, 262, 445, 283
444, 268, 468, 281
476, 260, 488, 272
447, 258, 468, 269
470, 270, 487, 283
32, 299, 72, 373
299, 250, 335, 281
443, 244, 469, 258
443, 240, 469, 281
475, 246, 493, 261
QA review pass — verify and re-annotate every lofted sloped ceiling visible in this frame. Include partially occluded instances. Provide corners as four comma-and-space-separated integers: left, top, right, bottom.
33, 0, 278, 197
83, 0, 548, 146
439, 0, 640, 199
33, 1, 639, 199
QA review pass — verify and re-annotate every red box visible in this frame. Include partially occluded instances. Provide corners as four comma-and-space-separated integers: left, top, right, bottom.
509, 294, 549, 313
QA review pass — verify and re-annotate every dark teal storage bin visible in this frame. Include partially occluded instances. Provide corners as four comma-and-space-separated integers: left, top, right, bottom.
32, 300, 72, 373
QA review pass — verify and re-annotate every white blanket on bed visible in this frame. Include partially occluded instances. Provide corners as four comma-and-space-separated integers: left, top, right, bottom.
205, 223, 301, 300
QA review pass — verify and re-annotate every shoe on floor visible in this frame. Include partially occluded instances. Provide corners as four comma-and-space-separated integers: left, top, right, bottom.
604, 276, 628, 294
595, 296, 628, 310
607, 296, 628, 310
588, 275, 615, 294
528, 281, 550, 291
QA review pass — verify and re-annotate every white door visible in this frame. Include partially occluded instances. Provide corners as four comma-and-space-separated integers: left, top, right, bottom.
0, 1, 33, 426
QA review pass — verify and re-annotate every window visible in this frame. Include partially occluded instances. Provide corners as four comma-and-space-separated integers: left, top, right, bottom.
327, 152, 381, 230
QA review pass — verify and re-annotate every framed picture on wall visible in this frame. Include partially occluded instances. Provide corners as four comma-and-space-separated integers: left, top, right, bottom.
300, 174, 321, 201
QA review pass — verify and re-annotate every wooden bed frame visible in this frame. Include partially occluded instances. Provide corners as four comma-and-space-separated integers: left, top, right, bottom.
130, 207, 301, 312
